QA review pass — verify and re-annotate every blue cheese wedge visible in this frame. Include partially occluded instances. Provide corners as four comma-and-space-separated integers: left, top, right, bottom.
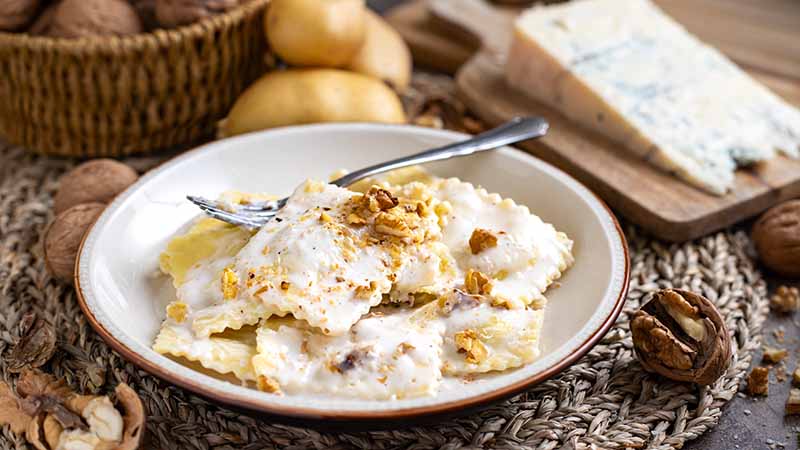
506, 0, 800, 195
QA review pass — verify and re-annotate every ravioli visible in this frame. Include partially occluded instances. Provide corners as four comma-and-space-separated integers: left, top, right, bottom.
412, 290, 544, 375
153, 322, 257, 381
230, 180, 442, 335
251, 310, 444, 399
157, 217, 278, 337
153, 169, 574, 399
430, 178, 573, 309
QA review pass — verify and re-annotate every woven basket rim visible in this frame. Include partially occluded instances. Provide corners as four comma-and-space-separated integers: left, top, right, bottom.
0, 0, 269, 52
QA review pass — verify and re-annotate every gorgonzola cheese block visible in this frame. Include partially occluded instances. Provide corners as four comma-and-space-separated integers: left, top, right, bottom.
506, 0, 800, 195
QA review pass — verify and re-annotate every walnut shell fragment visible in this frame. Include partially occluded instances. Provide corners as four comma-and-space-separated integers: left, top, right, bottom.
0, 370, 145, 450
7, 313, 57, 373
631, 289, 732, 385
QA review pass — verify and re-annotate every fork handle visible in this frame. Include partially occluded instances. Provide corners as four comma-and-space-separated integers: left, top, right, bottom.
330, 116, 549, 188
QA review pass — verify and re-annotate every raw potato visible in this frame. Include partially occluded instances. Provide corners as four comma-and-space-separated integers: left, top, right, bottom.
265, 0, 366, 67
222, 69, 406, 137
346, 11, 411, 91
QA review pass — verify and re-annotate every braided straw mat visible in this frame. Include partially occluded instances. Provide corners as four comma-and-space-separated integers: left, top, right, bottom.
0, 83, 769, 450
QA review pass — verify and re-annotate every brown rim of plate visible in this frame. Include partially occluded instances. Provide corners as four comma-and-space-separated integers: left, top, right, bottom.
72, 125, 631, 421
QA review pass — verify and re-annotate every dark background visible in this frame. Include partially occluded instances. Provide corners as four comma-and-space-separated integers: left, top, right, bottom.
368, 1, 800, 449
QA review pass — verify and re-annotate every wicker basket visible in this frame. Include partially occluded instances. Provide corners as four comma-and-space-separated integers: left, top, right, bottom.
0, 0, 269, 158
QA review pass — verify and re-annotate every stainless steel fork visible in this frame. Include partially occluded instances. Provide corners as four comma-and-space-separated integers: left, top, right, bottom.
188, 116, 549, 229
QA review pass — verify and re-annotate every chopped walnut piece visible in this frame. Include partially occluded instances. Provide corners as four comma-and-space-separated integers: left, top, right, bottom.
490, 295, 514, 309
221, 267, 239, 300
464, 269, 492, 295
367, 187, 399, 211
454, 329, 488, 364
763, 346, 788, 364
257, 376, 281, 394
395, 342, 415, 357
280, 281, 290, 291
354, 281, 378, 300
166, 302, 188, 323
747, 366, 770, 396
374, 212, 412, 238
319, 212, 333, 223
787, 389, 800, 415
469, 228, 498, 254
771, 285, 800, 313
346, 213, 366, 226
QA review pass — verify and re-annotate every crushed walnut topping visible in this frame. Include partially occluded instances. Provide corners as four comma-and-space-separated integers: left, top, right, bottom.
368, 187, 399, 211
394, 342, 416, 357
355, 281, 379, 299
464, 269, 492, 295
319, 211, 333, 223
221, 267, 239, 300
374, 212, 412, 238
469, 228, 498, 254
454, 329, 488, 364
166, 302, 188, 323
490, 295, 514, 310
257, 375, 281, 394
346, 213, 367, 226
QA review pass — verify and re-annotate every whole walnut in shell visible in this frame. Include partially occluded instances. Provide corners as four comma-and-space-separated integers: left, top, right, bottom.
54, 159, 138, 215
752, 200, 800, 277
632, 289, 732, 385
49, 0, 143, 38
27, 1, 56, 35
0, 0, 40, 31
155, 0, 240, 28
44, 203, 105, 283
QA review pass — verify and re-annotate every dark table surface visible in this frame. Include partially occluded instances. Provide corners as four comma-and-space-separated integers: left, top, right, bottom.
368, 0, 800, 448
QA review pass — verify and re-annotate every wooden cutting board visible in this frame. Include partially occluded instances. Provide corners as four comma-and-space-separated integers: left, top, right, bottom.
392, 0, 800, 242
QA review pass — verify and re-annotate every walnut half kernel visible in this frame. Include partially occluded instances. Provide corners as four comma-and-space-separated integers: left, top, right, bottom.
631, 289, 732, 385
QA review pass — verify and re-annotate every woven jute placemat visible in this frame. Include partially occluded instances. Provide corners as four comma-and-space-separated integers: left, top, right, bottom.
0, 76, 769, 450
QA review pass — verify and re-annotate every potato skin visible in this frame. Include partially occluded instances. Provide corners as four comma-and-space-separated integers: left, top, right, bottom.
346, 11, 411, 92
265, 0, 366, 68
222, 69, 406, 137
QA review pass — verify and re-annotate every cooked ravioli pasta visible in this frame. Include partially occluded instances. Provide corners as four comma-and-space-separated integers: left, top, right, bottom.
252, 311, 445, 399
153, 168, 574, 399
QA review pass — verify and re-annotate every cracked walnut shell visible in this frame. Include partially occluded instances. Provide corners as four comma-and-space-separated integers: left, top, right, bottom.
752, 200, 800, 278
631, 289, 732, 385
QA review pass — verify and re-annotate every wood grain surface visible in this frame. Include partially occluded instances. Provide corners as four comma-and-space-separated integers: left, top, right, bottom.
399, 0, 800, 242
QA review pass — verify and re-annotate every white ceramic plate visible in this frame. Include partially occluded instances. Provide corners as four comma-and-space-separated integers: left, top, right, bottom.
76, 123, 628, 425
